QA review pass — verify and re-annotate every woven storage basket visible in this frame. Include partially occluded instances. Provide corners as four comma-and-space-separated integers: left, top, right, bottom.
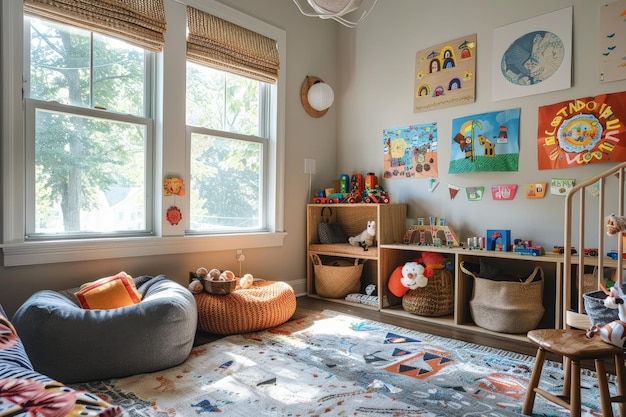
311, 253, 363, 298
461, 262, 544, 334
583, 290, 620, 326
402, 269, 454, 317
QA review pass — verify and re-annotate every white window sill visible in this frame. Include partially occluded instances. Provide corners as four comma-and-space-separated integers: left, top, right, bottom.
1, 232, 287, 266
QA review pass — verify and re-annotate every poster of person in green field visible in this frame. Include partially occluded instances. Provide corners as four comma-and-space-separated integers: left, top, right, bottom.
537, 91, 626, 169
448, 109, 520, 174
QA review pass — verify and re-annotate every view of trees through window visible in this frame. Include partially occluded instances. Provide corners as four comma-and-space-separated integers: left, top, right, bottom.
186, 63, 267, 231
26, 17, 149, 236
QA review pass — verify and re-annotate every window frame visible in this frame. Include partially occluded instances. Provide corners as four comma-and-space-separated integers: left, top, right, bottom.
1, 0, 286, 266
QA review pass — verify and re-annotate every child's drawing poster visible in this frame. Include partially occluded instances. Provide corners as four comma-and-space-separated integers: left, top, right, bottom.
537, 91, 626, 170
492, 7, 572, 101
448, 109, 520, 174
600, 0, 626, 83
383, 123, 438, 179
413, 34, 476, 113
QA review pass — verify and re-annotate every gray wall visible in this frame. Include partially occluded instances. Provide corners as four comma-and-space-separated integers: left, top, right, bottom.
336, 0, 626, 249
1, 0, 624, 316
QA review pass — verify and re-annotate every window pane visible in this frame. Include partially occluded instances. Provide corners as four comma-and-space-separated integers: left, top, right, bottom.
29, 17, 90, 107
186, 62, 260, 135
190, 132, 262, 231
93, 33, 146, 116
33, 108, 146, 234
28, 17, 146, 117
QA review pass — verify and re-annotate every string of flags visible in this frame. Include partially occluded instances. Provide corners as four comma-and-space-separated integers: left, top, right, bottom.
436, 178, 585, 201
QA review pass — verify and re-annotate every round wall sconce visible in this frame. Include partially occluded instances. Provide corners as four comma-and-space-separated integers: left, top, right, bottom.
301, 75, 335, 118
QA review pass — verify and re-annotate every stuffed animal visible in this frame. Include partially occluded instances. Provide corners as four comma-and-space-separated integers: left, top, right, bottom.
606, 214, 626, 236
400, 261, 433, 290
349, 220, 376, 250
237, 273, 254, 290
586, 283, 626, 348
420, 251, 446, 270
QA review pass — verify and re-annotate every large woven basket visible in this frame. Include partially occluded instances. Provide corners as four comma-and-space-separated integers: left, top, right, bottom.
461, 262, 544, 334
402, 269, 454, 317
311, 253, 363, 298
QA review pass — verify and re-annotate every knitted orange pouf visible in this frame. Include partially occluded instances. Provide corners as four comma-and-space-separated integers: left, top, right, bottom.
195, 281, 296, 334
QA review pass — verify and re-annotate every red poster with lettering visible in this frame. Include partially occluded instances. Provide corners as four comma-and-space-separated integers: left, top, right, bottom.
537, 91, 626, 170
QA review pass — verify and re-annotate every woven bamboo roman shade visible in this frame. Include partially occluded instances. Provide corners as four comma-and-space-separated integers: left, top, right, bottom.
186, 7, 280, 84
23, 0, 167, 52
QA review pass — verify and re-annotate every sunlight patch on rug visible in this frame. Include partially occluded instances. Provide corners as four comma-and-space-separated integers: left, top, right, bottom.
72, 310, 613, 416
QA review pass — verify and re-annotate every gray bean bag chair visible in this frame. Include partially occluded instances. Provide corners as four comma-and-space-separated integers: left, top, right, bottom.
12, 275, 197, 384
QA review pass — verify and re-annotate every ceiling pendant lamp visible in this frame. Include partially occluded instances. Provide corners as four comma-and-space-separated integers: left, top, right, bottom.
292, 0, 378, 28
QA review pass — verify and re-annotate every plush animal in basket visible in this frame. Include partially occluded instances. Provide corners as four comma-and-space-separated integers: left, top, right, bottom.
349, 220, 376, 250
586, 283, 626, 348
420, 251, 446, 270
400, 261, 433, 290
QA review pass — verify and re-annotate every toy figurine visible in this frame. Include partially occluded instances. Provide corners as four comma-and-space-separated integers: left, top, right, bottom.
349, 220, 376, 251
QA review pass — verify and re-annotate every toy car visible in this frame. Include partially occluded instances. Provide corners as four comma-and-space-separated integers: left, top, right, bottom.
515, 246, 545, 256
553, 246, 577, 255
584, 248, 599, 257
607, 250, 626, 260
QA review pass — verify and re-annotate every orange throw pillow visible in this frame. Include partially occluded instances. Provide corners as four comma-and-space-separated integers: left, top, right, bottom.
74, 272, 142, 310
387, 265, 409, 298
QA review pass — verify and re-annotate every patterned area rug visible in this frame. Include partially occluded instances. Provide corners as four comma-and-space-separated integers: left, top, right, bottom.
72, 310, 612, 416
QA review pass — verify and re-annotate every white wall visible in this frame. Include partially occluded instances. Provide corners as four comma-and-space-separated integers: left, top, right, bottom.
336, 0, 626, 249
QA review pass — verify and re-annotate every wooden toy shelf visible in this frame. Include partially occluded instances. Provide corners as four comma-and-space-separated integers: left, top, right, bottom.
306, 203, 407, 310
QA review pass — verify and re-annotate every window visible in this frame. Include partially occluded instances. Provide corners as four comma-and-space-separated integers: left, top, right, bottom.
1, 0, 286, 266
186, 63, 269, 233
24, 16, 153, 238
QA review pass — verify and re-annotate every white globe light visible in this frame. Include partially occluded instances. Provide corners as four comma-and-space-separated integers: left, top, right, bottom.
307, 82, 334, 111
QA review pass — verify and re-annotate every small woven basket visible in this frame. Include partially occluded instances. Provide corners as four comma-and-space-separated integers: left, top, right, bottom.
311, 253, 363, 298
402, 269, 454, 317
583, 290, 619, 326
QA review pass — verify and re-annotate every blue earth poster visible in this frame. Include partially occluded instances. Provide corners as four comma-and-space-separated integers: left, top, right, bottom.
448, 109, 520, 174
383, 123, 438, 179
492, 7, 572, 101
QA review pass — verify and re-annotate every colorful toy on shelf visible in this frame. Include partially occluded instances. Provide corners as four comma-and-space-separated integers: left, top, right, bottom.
553, 245, 577, 255
486, 229, 511, 252
400, 261, 432, 290
403, 217, 460, 247
466, 236, 485, 250
513, 239, 545, 256
584, 248, 599, 257
607, 250, 626, 260
311, 172, 390, 204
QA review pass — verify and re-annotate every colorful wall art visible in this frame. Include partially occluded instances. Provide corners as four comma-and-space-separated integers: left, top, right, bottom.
492, 7, 572, 101
383, 123, 438, 179
599, 0, 626, 83
537, 91, 626, 170
413, 34, 476, 113
448, 109, 520, 174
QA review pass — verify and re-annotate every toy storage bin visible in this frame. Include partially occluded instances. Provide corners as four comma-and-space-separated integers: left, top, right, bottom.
311, 254, 363, 298
461, 262, 545, 334
402, 269, 454, 317
583, 290, 619, 326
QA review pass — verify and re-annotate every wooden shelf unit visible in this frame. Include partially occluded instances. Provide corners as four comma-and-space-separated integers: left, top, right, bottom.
306, 204, 622, 345
306, 203, 407, 310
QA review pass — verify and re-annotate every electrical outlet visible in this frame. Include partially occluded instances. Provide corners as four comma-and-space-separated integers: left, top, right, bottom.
236, 249, 245, 262
304, 158, 316, 175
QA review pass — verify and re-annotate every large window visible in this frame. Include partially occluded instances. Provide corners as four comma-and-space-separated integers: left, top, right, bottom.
24, 17, 153, 238
186, 63, 269, 232
1, 0, 286, 266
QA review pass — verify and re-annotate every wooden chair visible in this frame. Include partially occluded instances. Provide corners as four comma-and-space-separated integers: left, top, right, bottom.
522, 329, 626, 417
523, 163, 626, 417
